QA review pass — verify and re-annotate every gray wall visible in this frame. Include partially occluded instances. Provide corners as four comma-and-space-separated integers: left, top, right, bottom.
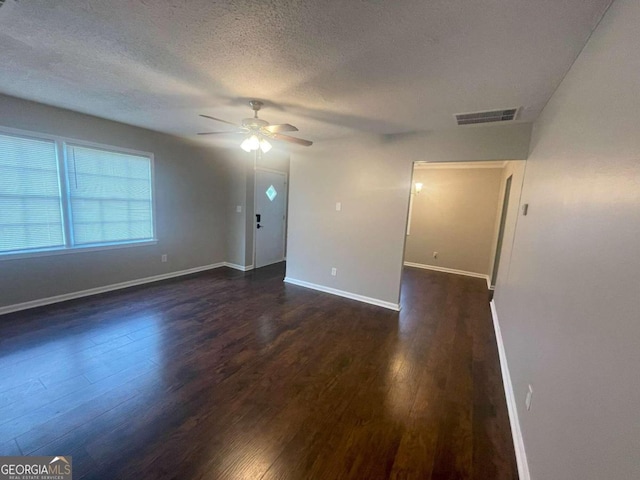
405, 166, 503, 275
493, 0, 640, 478
286, 124, 531, 307
224, 151, 249, 267
0, 95, 231, 308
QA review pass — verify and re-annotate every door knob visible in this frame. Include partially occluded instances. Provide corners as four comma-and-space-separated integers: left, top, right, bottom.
257, 224, 263, 229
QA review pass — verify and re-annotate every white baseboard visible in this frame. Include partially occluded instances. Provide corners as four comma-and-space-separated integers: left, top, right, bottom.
403, 261, 492, 289
283, 277, 401, 312
0, 263, 225, 316
487, 277, 495, 290
224, 262, 254, 272
490, 300, 530, 480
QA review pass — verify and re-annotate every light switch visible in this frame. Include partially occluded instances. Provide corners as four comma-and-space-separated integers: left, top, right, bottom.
236, 205, 242, 213
336, 202, 342, 211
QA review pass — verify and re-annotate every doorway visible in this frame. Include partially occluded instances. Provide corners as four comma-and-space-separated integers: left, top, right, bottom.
403, 161, 511, 285
254, 168, 287, 268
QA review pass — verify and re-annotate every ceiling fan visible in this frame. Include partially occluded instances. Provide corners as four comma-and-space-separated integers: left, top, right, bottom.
198, 100, 313, 152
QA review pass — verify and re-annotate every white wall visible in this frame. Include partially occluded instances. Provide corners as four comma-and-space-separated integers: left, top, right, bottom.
493, 0, 640, 478
286, 124, 531, 308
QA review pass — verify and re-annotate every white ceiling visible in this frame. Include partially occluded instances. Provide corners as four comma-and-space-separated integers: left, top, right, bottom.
0, 0, 611, 146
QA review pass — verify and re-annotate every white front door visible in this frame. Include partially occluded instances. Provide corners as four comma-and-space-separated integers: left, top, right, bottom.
255, 169, 287, 268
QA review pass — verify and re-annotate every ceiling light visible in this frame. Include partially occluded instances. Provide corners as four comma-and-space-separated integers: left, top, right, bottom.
240, 134, 261, 152
240, 137, 253, 152
240, 134, 272, 153
259, 138, 272, 153
248, 135, 260, 151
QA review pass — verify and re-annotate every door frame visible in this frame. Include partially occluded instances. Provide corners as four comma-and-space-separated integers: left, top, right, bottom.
490, 174, 513, 288
253, 166, 288, 269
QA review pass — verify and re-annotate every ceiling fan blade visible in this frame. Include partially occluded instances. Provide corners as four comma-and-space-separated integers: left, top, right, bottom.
271, 133, 313, 147
199, 114, 241, 127
263, 123, 298, 133
197, 131, 244, 135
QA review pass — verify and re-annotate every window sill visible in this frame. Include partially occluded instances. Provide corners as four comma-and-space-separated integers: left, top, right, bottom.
0, 240, 159, 262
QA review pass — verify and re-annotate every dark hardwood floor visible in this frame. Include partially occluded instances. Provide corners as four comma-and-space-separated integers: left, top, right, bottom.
0, 263, 517, 479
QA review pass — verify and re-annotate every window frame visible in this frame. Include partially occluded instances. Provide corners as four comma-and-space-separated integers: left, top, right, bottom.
0, 125, 158, 261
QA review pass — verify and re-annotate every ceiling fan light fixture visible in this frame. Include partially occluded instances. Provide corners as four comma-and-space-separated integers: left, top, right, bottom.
248, 134, 260, 151
259, 138, 272, 153
240, 134, 262, 152
240, 137, 253, 152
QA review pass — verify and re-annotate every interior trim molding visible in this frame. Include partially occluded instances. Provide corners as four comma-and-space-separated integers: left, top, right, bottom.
224, 262, 254, 272
414, 160, 508, 170
0, 262, 226, 316
490, 300, 531, 480
283, 277, 401, 312
404, 261, 492, 287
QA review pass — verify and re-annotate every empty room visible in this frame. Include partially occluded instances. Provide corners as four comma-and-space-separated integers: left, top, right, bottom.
0, 1, 638, 479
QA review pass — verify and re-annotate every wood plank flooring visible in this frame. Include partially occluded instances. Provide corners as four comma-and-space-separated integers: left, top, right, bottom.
0, 263, 517, 479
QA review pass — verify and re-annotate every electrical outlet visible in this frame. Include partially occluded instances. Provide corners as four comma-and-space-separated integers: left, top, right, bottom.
331, 267, 337, 276
433, 251, 439, 259
335, 202, 342, 211
161, 254, 167, 263
525, 385, 533, 411
236, 205, 242, 213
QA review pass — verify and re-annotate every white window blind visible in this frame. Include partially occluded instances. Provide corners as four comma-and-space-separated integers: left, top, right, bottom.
0, 133, 65, 254
66, 145, 154, 246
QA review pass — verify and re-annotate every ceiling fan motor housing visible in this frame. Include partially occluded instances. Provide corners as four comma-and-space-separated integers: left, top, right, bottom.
249, 100, 264, 112
242, 118, 269, 130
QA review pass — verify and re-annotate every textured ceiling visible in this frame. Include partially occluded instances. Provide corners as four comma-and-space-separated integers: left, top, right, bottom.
0, 0, 611, 146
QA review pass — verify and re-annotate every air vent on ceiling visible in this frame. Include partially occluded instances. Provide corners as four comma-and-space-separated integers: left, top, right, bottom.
455, 108, 519, 126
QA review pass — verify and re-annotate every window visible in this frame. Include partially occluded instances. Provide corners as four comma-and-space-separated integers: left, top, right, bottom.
0, 133, 65, 253
0, 128, 156, 258
66, 145, 154, 246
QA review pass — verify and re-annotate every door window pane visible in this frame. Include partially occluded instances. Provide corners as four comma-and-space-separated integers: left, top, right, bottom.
266, 185, 277, 201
